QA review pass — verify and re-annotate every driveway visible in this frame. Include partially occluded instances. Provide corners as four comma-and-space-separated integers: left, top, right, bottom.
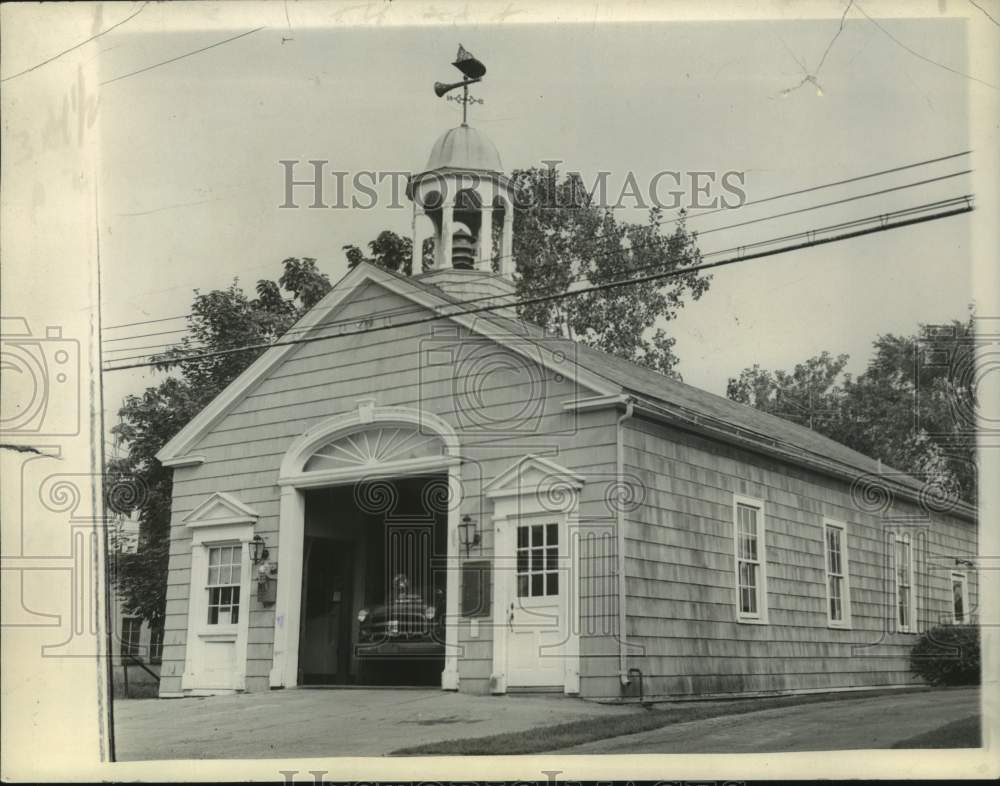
554, 687, 980, 754
113, 687, 640, 760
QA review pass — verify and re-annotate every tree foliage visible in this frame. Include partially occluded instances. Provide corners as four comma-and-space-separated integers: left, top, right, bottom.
109, 258, 332, 628
510, 167, 709, 377
726, 315, 978, 504
343, 230, 434, 276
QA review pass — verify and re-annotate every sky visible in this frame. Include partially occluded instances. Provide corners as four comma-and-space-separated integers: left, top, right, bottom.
96, 7, 980, 433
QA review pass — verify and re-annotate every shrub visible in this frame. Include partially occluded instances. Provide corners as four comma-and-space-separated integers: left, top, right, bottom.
910, 624, 980, 687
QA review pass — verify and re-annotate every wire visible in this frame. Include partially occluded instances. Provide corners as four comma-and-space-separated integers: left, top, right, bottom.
103, 313, 191, 331
100, 171, 974, 354
99, 150, 972, 336
100, 27, 264, 86
101, 195, 974, 361
695, 169, 970, 236
103, 194, 974, 360
681, 150, 970, 222
0, 2, 149, 83
103, 326, 200, 343
854, 2, 998, 90
101, 199, 973, 373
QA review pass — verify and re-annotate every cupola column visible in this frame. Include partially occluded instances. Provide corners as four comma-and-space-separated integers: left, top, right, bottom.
438, 199, 455, 270
411, 207, 421, 274
500, 196, 514, 277
476, 207, 493, 272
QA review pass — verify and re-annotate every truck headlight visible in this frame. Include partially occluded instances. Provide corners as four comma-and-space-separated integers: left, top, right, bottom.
357, 609, 368, 623
424, 605, 436, 620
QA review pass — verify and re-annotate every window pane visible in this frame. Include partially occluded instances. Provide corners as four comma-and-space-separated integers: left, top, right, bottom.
531, 549, 543, 571
231, 592, 240, 624
517, 575, 529, 597
740, 586, 756, 614
546, 573, 559, 596
531, 525, 543, 547
207, 566, 219, 586
953, 579, 964, 622
209, 548, 220, 565
517, 526, 528, 548
829, 576, 842, 620
546, 547, 558, 569
517, 550, 528, 574
208, 605, 219, 625
531, 574, 543, 596
546, 523, 558, 546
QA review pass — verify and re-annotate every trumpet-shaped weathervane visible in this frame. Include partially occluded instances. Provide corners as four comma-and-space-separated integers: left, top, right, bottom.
433, 44, 487, 126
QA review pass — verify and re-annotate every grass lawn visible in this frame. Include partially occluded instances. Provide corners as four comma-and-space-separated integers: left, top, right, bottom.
892, 714, 981, 749
391, 686, 935, 756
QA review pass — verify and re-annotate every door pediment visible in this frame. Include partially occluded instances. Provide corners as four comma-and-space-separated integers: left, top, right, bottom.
183, 492, 260, 529
485, 455, 585, 503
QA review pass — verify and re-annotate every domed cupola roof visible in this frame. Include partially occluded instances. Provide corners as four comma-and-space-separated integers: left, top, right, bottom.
424, 125, 503, 173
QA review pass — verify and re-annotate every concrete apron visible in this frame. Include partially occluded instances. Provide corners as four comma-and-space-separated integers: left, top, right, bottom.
112, 687, 642, 760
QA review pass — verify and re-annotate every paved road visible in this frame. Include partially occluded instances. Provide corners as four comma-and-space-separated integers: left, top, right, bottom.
555, 687, 980, 754
113, 687, 640, 760
114, 686, 979, 760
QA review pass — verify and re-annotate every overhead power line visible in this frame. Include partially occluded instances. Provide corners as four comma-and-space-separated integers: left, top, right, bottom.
682, 150, 970, 221
100, 149, 971, 336
103, 313, 192, 332
101, 197, 974, 373
103, 194, 974, 361
695, 169, 970, 236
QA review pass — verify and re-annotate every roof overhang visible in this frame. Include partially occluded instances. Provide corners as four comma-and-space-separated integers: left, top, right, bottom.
562, 393, 977, 525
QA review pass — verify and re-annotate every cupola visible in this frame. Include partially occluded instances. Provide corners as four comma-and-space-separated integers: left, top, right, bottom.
403, 46, 518, 316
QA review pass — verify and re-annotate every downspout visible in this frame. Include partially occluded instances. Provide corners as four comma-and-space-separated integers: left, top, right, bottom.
616, 397, 635, 687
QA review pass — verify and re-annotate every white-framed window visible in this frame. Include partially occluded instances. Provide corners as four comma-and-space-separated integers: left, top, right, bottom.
149, 627, 164, 664
206, 543, 242, 625
733, 496, 768, 623
823, 519, 852, 628
892, 533, 917, 633
516, 521, 559, 598
951, 572, 969, 624
120, 616, 141, 658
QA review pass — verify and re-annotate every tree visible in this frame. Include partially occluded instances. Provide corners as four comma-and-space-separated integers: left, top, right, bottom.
726, 351, 850, 431
109, 258, 332, 630
346, 167, 710, 378
344, 230, 434, 276
725, 315, 977, 504
510, 167, 708, 377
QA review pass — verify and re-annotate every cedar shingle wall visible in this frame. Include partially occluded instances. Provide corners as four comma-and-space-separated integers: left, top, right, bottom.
158, 281, 621, 695
623, 417, 978, 699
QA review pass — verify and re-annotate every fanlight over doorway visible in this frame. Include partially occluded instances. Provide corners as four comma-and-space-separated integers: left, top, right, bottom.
303, 425, 447, 473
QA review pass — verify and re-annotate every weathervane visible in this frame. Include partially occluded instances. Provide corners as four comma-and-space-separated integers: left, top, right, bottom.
433, 44, 486, 126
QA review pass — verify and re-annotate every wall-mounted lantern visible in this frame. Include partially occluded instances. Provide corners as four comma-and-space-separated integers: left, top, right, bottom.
250, 534, 269, 564
459, 514, 480, 557
252, 534, 278, 605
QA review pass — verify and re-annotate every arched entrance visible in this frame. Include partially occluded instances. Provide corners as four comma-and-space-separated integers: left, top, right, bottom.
269, 402, 462, 690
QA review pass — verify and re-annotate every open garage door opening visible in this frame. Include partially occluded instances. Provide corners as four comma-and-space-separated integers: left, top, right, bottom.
298, 474, 448, 687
